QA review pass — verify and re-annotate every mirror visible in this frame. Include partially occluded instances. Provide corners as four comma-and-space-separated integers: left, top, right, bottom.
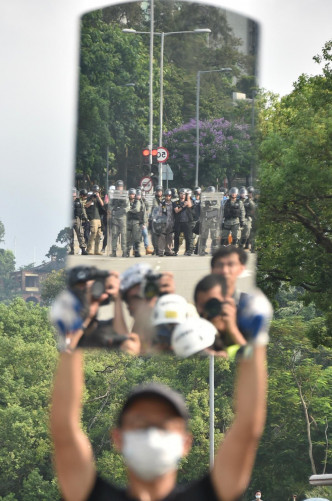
63, 0, 260, 355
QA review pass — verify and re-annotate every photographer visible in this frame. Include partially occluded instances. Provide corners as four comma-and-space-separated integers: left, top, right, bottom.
194, 274, 247, 358
51, 315, 268, 501
120, 263, 175, 350
173, 188, 193, 256
85, 185, 104, 255
50, 267, 140, 355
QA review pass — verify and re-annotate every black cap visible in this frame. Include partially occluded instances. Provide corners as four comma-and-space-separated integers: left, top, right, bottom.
117, 382, 189, 426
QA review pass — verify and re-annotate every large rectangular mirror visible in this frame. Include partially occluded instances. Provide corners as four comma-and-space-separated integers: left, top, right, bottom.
63, 0, 260, 355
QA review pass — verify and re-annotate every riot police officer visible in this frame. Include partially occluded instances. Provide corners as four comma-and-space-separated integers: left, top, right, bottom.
239, 187, 255, 250
109, 180, 129, 257
156, 188, 174, 256
221, 187, 245, 246
127, 188, 142, 257
192, 187, 201, 254
85, 184, 104, 255
70, 188, 88, 255
79, 188, 90, 246
198, 186, 222, 255
173, 188, 193, 256
150, 185, 163, 254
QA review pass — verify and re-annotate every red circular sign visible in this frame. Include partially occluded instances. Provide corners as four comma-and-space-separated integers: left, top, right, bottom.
140, 176, 153, 193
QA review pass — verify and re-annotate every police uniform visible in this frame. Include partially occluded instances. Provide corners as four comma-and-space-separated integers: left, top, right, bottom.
110, 192, 130, 257
70, 197, 88, 254
199, 198, 220, 255
127, 198, 142, 257
221, 198, 245, 246
240, 197, 256, 249
86, 195, 104, 255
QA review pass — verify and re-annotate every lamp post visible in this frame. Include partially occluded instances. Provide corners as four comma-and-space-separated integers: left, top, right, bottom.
123, 28, 211, 186
195, 67, 232, 187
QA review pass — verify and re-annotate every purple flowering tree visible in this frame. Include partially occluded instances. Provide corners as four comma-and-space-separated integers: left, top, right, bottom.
163, 117, 252, 187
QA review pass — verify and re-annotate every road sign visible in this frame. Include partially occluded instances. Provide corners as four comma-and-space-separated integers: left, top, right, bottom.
140, 176, 153, 193
162, 164, 173, 181
156, 147, 169, 163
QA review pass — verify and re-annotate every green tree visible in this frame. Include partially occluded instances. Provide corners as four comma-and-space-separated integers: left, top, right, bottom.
40, 270, 66, 306
0, 221, 17, 302
0, 220, 5, 244
257, 41, 332, 341
248, 318, 332, 500
0, 299, 59, 500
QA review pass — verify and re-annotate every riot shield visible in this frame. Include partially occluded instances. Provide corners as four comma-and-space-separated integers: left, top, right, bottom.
151, 205, 167, 235
198, 191, 223, 255
108, 190, 129, 255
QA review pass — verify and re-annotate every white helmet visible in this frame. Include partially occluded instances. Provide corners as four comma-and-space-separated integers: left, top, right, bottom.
120, 263, 152, 295
109, 185, 115, 191
152, 294, 188, 326
171, 318, 217, 358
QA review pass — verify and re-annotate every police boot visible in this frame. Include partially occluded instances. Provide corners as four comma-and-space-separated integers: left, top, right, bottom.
111, 251, 116, 257
81, 247, 88, 255
134, 251, 141, 257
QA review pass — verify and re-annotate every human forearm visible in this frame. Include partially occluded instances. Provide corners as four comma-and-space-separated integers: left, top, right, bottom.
113, 295, 129, 335
233, 346, 267, 435
51, 349, 84, 440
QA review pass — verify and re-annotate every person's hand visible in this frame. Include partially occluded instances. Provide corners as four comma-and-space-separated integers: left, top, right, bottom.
183, 201, 188, 207
205, 347, 228, 358
104, 271, 120, 300
120, 332, 141, 355
158, 272, 175, 295
220, 298, 238, 333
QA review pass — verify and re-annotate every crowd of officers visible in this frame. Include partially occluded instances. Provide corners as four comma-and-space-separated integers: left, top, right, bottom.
71, 180, 257, 257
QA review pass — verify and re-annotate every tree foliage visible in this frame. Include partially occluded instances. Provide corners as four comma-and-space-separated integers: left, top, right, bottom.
164, 117, 252, 186
76, 2, 257, 188
40, 270, 66, 306
257, 41, 332, 342
0, 220, 16, 303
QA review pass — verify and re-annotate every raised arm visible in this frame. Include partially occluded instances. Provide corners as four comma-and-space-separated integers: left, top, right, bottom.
50, 349, 96, 501
211, 345, 267, 501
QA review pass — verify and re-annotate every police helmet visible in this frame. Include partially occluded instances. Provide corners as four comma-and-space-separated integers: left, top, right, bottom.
186, 189, 192, 197
179, 188, 186, 194
171, 188, 178, 198
136, 188, 142, 196
194, 186, 201, 194
229, 187, 239, 196
155, 185, 163, 192
92, 184, 100, 192
80, 189, 88, 196
116, 180, 124, 187
108, 185, 115, 191
239, 187, 248, 197
164, 189, 172, 196
129, 188, 136, 195
72, 187, 77, 195
247, 186, 255, 194
207, 186, 216, 193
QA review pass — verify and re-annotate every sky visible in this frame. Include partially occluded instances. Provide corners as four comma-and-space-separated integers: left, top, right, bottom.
0, 0, 331, 268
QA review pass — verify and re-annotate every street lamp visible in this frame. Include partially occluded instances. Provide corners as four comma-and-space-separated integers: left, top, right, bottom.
123, 27, 211, 186
195, 67, 232, 187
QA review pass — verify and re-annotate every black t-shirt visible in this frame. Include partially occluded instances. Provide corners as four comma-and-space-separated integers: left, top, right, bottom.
86, 474, 236, 501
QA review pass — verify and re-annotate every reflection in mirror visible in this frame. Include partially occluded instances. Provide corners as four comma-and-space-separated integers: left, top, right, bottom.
65, 0, 261, 355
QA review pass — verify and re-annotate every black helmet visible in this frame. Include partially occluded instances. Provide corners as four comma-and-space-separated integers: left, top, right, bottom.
171, 188, 177, 198
207, 186, 216, 193
164, 189, 172, 196
155, 185, 163, 192
116, 180, 124, 187
179, 188, 186, 194
229, 187, 238, 196
239, 187, 248, 197
194, 186, 201, 194
92, 184, 100, 192
129, 188, 136, 195
80, 188, 88, 196
247, 186, 255, 194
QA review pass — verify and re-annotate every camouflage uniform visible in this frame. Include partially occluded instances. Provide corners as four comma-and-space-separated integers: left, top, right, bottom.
199, 196, 221, 255
127, 198, 142, 257
240, 198, 256, 249
70, 197, 87, 254
109, 191, 130, 257
221, 198, 245, 246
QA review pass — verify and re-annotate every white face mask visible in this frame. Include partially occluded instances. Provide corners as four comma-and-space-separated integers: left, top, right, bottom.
256, 495, 261, 499
122, 428, 184, 481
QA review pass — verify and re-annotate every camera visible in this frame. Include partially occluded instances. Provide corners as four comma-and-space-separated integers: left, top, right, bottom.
201, 298, 225, 320
140, 270, 163, 300
67, 266, 110, 300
